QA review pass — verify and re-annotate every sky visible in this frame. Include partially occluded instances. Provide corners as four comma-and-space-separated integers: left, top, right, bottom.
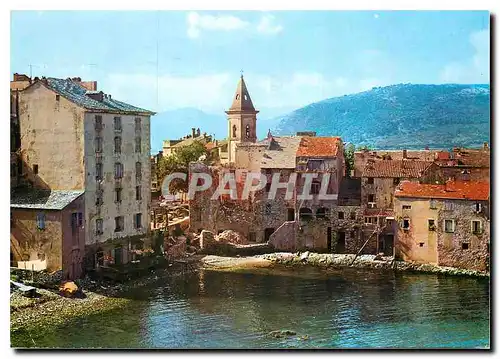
10, 10, 490, 115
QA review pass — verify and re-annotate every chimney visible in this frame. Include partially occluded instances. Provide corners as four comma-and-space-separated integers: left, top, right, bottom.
192, 128, 196, 138
85, 90, 104, 102
196, 128, 201, 137
425, 146, 429, 150
79, 81, 97, 91
402, 149, 407, 159
483, 142, 489, 150
13, 73, 31, 82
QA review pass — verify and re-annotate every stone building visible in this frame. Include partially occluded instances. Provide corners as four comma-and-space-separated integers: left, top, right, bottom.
16, 76, 155, 269
10, 189, 85, 280
189, 75, 346, 251
394, 180, 490, 271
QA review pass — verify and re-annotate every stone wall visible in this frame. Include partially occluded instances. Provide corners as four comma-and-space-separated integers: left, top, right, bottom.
436, 199, 490, 271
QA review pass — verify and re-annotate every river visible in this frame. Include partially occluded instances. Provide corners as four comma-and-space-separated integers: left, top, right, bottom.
14, 266, 490, 349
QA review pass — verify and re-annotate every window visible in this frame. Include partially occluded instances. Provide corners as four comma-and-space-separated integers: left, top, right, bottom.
462, 242, 469, 250
95, 115, 103, 130
350, 231, 355, 238
115, 187, 122, 202
311, 181, 321, 195
134, 213, 142, 229
444, 201, 454, 211
114, 136, 121, 154
402, 218, 410, 230
265, 183, 271, 193
365, 216, 377, 225
55, 94, 60, 101
307, 160, 323, 171
96, 219, 103, 235
232, 125, 237, 138
402, 205, 411, 210
114, 116, 122, 131
444, 219, 455, 233
135, 117, 141, 133
428, 219, 436, 231
299, 208, 313, 220
393, 178, 400, 185
287, 208, 295, 221
367, 177, 374, 184
236, 94, 240, 100
471, 220, 482, 234
135, 137, 141, 153
96, 163, 103, 181
430, 199, 437, 209
36, 213, 45, 230
474, 203, 482, 213
338, 211, 344, 220
249, 232, 256, 242
136, 162, 142, 180
350, 212, 356, 220
245, 125, 250, 139
77, 212, 83, 227
115, 216, 124, 232
265, 203, 272, 215
95, 136, 103, 153
419, 242, 424, 247
33, 164, 39, 175
368, 194, 375, 202
71, 212, 83, 234
114, 162, 123, 179
96, 190, 103, 206
136, 186, 142, 200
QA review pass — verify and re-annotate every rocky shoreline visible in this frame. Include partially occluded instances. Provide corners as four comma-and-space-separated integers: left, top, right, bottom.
256, 252, 490, 278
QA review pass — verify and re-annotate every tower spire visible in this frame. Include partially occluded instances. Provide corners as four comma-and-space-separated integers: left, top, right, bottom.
226, 73, 258, 114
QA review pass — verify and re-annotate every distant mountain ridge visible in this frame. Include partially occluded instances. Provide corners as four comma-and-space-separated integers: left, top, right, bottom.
272, 83, 490, 150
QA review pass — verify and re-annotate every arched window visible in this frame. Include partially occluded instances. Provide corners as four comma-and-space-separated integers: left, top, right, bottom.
236, 94, 240, 100
232, 125, 237, 138
316, 207, 329, 219
245, 124, 250, 139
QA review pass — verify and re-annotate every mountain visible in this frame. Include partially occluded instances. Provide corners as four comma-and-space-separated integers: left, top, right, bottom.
150, 107, 292, 153
272, 84, 490, 150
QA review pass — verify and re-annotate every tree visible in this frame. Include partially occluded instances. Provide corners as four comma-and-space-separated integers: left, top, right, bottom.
344, 143, 355, 177
157, 141, 209, 194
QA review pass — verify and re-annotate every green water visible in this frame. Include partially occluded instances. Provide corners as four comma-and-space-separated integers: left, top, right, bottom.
13, 266, 490, 349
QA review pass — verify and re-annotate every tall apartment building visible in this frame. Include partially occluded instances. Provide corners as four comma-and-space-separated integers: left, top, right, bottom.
16, 76, 155, 267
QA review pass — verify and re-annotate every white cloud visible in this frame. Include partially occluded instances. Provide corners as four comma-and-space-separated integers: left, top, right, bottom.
102, 72, 374, 113
186, 12, 250, 39
256, 14, 283, 35
440, 29, 489, 84
186, 12, 283, 39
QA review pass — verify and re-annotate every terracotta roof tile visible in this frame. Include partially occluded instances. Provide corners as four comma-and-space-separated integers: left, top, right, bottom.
362, 160, 432, 178
395, 180, 489, 201
452, 148, 490, 167
296, 137, 341, 158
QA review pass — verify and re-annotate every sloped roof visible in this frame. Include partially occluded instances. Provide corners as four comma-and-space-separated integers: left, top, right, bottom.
33, 78, 154, 115
452, 148, 490, 167
226, 75, 258, 113
11, 189, 84, 210
296, 136, 341, 158
172, 135, 210, 148
259, 136, 302, 169
362, 160, 432, 178
395, 180, 489, 201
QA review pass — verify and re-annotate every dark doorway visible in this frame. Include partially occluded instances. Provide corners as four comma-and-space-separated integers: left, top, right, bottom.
327, 227, 333, 252
337, 231, 346, 253
114, 247, 123, 265
384, 234, 394, 256
287, 208, 295, 221
264, 228, 275, 241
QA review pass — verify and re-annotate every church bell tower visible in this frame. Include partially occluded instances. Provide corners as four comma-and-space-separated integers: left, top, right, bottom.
226, 74, 258, 164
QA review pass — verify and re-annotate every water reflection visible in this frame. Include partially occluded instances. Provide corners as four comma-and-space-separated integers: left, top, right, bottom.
15, 266, 490, 349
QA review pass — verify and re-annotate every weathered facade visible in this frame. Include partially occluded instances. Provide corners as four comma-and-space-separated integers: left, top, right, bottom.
16, 75, 154, 269
10, 189, 85, 280
394, 180, 490, 271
